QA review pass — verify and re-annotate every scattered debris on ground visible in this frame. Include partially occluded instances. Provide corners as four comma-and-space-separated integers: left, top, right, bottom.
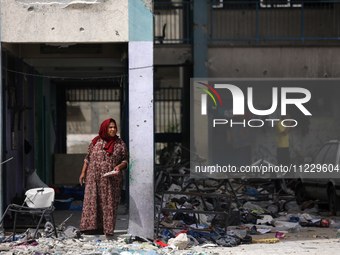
3, 177, 340, 254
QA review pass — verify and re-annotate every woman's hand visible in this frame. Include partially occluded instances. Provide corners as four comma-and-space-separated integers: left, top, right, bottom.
113, 166, 121, 173
79, 172, 86, 186
79, 162, 88, 186
113, 162, 127, 172
103, 162, 127, 178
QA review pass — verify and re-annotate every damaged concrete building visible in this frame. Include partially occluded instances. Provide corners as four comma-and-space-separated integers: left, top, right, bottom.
0, 0, 154, 238
153, 0, 340, 210
1, 0, 340, 241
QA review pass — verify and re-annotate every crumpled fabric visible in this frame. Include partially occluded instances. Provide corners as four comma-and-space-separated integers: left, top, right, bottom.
173, 212, 197, 225
186, 230, 218, 238
34, 252, 51, 255
44, 221, 54, 234
239, 234, 252, 244
212, 235, 240, 247
162, 229, 175, 239
155, 239, 168, 247
63, 226, 81, 239
165, 202, 178, 209
14, 240, 39, 247
174, 230, 188, 236
187, 235, 200, 247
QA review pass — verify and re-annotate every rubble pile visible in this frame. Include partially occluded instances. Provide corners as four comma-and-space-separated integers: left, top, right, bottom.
154, 179, 340, 248
2, 179, 340, 254
0, 235, 165, 255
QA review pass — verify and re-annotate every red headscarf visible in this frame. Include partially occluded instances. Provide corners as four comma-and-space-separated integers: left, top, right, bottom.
92, 118, 118, 155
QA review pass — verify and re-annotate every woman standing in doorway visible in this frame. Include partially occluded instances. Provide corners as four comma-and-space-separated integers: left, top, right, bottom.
79, 118, 128, 238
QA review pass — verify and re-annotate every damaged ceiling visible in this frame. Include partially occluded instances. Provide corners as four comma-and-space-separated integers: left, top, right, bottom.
15, 0, 107, 8
3, 42, 127, 80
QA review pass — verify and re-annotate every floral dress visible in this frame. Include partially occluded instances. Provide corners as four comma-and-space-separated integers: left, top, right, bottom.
79, 137, 128, 235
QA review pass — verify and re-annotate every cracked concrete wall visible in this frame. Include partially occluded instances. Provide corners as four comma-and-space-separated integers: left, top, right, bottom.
208, 47, 340, 78
1, 0, 128, 42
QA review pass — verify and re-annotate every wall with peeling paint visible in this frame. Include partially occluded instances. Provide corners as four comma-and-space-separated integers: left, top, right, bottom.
128, 0, 152, 41
1, 0, 128, 42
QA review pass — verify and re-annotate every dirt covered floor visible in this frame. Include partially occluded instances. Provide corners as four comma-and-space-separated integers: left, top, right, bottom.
3, 182, 340, 254
0, 224, 339, 255
172, 225, 340, 254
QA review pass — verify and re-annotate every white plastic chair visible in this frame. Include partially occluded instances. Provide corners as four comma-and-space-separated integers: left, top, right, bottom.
0, 187, 58, 240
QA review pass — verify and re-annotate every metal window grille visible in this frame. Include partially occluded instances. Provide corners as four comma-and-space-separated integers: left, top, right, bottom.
66, 87, 121, 102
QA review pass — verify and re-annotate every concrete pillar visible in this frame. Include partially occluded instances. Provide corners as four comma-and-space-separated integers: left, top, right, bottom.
193, 0, 208, 78
128, 0, 154, 238
192, 0, 209, 168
